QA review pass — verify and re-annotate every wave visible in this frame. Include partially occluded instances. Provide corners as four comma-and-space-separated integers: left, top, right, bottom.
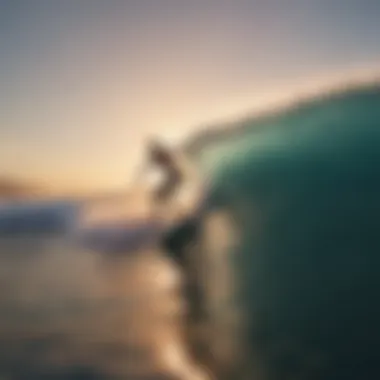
172, 82, 380, 380
0, 197, 163, 254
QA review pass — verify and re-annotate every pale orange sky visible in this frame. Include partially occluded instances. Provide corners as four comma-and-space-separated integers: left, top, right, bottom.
1, 1, 380, 193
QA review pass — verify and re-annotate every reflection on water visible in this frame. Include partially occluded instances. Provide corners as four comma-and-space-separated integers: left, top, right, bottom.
0, 235, 198, 380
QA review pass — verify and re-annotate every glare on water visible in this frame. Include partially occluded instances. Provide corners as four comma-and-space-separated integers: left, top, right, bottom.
0, 235, 200, 380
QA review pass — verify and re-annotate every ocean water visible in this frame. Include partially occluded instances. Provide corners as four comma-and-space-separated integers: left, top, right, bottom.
0, 234, 205, 380
176, 84, 380, 379
2, 84, 380, 380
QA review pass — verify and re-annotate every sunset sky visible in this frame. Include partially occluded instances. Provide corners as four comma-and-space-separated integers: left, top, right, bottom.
1, 0, 380, 193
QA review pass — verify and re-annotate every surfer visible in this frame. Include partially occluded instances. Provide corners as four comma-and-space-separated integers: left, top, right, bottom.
140, 139, 208, 334
136, 137, 201, 258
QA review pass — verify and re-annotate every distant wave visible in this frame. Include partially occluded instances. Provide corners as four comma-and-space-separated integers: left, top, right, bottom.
0, 196, 163, 253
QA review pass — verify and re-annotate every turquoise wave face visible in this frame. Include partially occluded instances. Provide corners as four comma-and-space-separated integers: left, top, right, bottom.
180, 85, 380, 379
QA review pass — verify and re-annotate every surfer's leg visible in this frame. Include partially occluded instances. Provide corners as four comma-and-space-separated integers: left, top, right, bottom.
161, 218, 198, 264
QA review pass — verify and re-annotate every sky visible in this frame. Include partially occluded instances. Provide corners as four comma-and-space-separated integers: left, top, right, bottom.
0, 0, 380, 193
